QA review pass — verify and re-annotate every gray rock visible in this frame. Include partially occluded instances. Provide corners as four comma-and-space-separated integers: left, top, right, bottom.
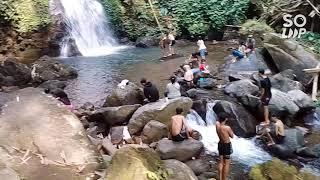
192, 100, 207, 121
0, 58, 31, 87
156, 139, 203, 162
198, 78, 215, 89
141, 120, 168, 144
213, 100, 259, 137
186, 88, 216, 100
164, 159, 198, 180
270, 73, 304, 92
269, 89, 300, 118
185, 159, 211, 176
287, 90, 314, 111
296, 147, 319, 158
224, 79, 259, 98
228, 74, 247, 82
128, 97, 193, 135
38, 80, 67, 90
135, 36, 159, 48
104, 82, 144, 107
0, 166, 20, 180
239, 94, 261, 110
311, 144, 320, 157
110, 126, 124, 144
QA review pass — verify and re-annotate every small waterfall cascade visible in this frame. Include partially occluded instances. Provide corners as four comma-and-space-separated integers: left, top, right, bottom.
187, 102, 272, 166
59, 0, 123, 57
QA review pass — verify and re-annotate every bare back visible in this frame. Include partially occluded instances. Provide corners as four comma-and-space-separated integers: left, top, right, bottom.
171, 115, 185, 136
216, 122, 233, 143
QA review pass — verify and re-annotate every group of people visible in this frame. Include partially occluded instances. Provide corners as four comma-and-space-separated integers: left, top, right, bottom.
231, 35, 256, 62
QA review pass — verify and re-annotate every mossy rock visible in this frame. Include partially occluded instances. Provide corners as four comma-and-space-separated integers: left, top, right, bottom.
249, 158, 319, 180
105, 145, 168, 180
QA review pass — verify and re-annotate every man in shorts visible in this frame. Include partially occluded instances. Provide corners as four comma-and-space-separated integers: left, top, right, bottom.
259, 68, 272, 125
216, 112, 234, 180
170, 107, 193, 142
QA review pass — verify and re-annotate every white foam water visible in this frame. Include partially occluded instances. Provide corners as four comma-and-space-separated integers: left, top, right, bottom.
187, 103, 272, 166
59, 0, 126, 57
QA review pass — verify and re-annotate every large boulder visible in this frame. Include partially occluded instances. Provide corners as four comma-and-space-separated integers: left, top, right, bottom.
156, 139, 203, 162
197, 78, 216, 89
103, 82, 144, 107
135, 36, 159, 48
31, 56, 77, 83
105, 145, 168, 180
141, 120, 169, 144
269, 89, 300, 118
128, 97, 193, 135
287, 90, 314, 111
185, 159, 211, 176
263, 33, 319, 84
164, 159, 198, 180
0, 58, 31, 86
213, 100, 259, 137
270, 73, 304, 92
0, 88, 99, 179
88, 104, 141, 126
186, 88, 216, 100
224, 79, 259, 98
192, 100, 207, 121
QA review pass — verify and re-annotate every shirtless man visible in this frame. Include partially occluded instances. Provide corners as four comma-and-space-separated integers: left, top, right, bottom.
171, 107, 192, 142
216, 112, 234, 180
265, 117, 285, 145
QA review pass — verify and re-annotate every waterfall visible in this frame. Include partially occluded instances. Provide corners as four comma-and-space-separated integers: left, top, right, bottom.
59, 0, 123, 57
187, 102, 272, 166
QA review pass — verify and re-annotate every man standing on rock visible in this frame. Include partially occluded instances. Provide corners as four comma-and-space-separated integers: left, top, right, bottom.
140, 78, 160, 103
258, 68, 272, 125
216, 112, 234, 180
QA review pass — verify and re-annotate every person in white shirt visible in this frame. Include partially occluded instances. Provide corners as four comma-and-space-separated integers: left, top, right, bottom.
183, 65, 194, 88
165, 76, 181, 99
167, 32, 176, 56
197, 37, 207, 59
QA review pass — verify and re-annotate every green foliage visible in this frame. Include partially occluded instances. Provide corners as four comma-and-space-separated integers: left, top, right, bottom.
240, 19, 274, 36
0, 0, 50, 32
298, 32, 320, 55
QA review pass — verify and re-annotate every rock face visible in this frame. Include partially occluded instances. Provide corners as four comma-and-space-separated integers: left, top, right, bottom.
156, 139, 203, 162
164, 159, 198, 180
106, 145, 168, 180
0, 58, 31, 86
270, 73, 304, 92
263, 33, 319, 84
185, 159, 211, 176
104, 82, 144, 107
224, 79, 259, 98
89, 104, 141, 126
287, 90, 314, 111
269, 89, 300, 118
32, 56, 77, 83
141, 120, 169, 144
0, 88, 99, 179
213, 100, 259, 137
135, 36, 159, 48
128, 97, 193, 135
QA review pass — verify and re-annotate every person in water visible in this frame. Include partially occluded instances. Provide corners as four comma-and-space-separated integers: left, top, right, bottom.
258, 68, 272, 125
245, 34, 256, 54
165, 76, 181, 99
140, 78, 160, 103
197, 37, 207, 59
171, 107, 193, 142
216, 112, 234, 180
168, 32, 176, 56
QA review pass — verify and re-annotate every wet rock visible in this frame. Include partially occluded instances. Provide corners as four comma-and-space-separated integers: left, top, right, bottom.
0, 57, 31, 86
312, 144, 320, 157
89, 104, 141, 126
239, 94, 261, 110
31, 56, 77, 83
106, 145, 168, 180
141, 120, 169, 144
103, 82, 144, 107
38, 80, 67, 90
192, 100, 207, 121
0, 87, 99, 179
185, 159, 211, 176
80, 102, 95, 111
228, 74, 246, 82
224, 79, 259, 98
62, 38, 82, 57
263, 33, 319, 84
197, 78, 215, 89
287, 90, 314, 111
164, 159, 198, 180
270, 73, 304, 92
135, 36, 159, 48
156, 139, 203, 162
278, 69, 297, 80
213, 100, 259, 137
296, 147, 319, 158
250, 72, 261, 86
110, 126, 125, 145
269, 89, 300, 118
128, 97, 193, 135
186, 88, 216, 100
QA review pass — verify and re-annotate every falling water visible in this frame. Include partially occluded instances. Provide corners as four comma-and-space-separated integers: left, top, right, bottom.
60, 0, 125, 57
187, 102, 272, 166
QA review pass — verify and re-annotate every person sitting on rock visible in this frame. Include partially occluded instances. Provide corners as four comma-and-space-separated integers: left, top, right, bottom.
164, 76, 181, 99
140, 78, 160, 103
258, 68, 272, 125
216, 112, 234, 180
187, 53, 199, 69
170, 107, 193, 142
264, 117, 285, 146
245, 34, 256, 55
183, 65, 194, 89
